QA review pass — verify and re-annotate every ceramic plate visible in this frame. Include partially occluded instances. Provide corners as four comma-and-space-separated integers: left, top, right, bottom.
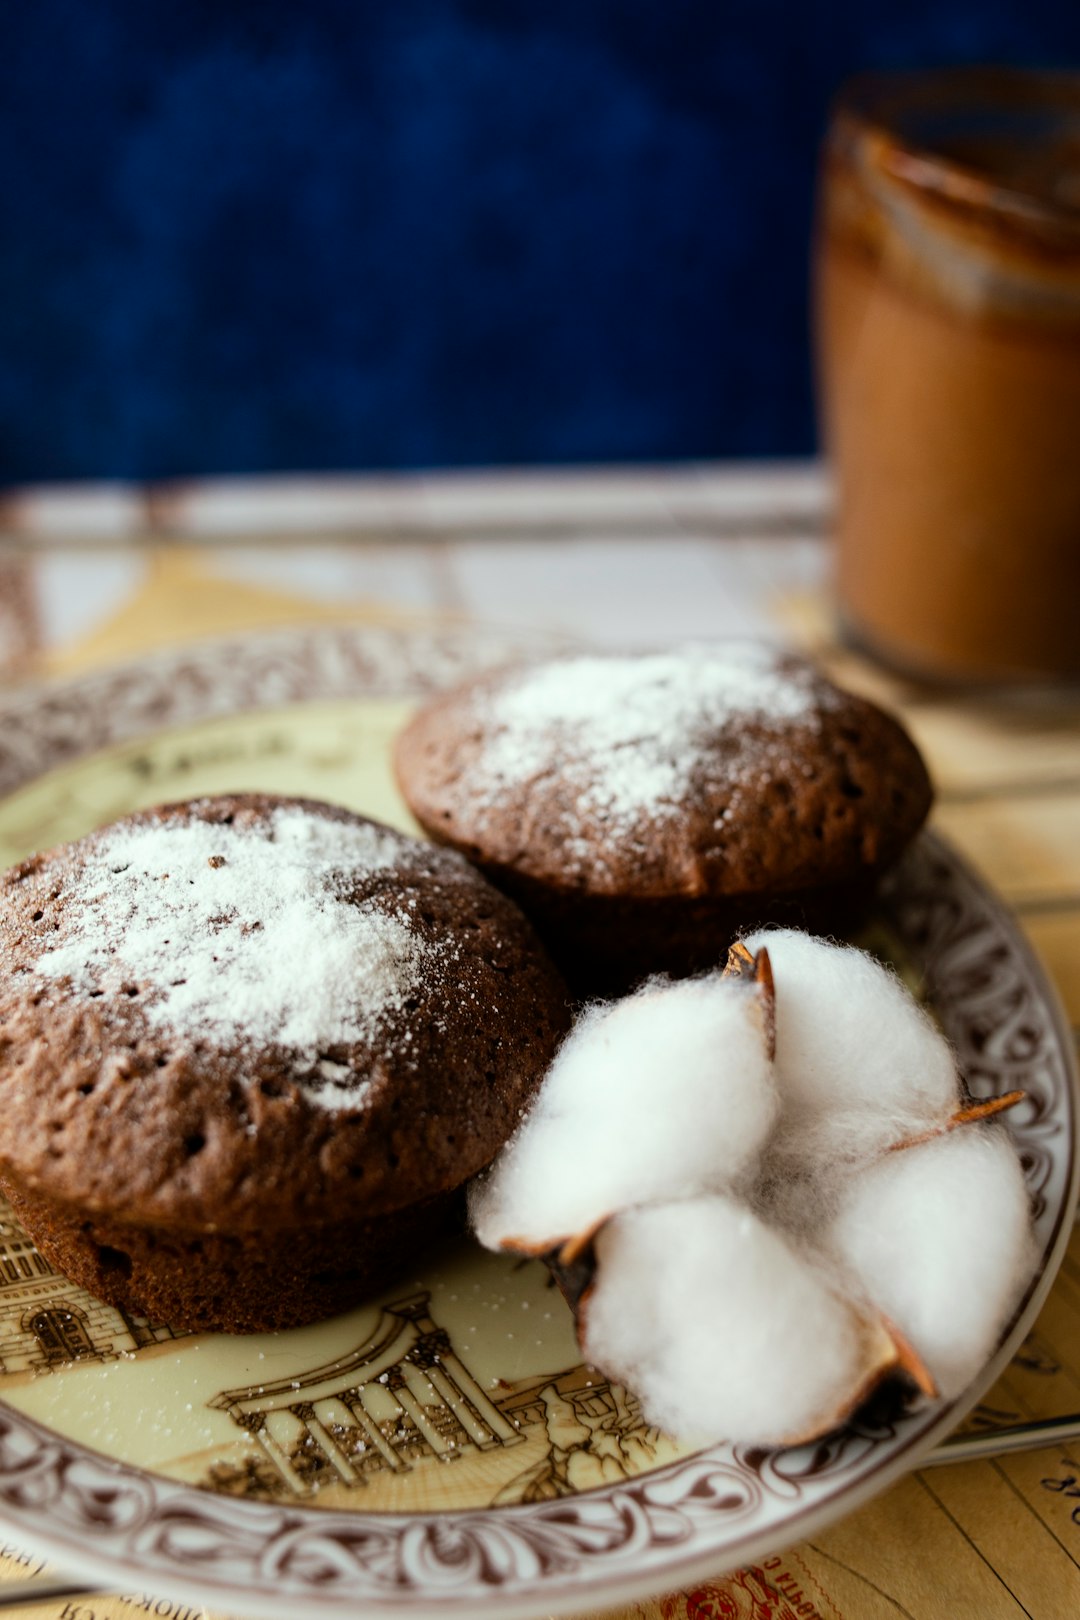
0, 624, 1075, 1620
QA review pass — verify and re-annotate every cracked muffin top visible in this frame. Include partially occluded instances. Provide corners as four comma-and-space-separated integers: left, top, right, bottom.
393, 644, 933, 901
0, 794, 569, 1235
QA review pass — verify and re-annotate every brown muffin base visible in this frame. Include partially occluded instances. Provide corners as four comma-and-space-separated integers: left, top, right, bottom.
0, 1177, 464, 1334
477, 866, 882, 996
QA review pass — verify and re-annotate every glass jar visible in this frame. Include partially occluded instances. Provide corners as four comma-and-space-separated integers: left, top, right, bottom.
816, 69, 1080, 682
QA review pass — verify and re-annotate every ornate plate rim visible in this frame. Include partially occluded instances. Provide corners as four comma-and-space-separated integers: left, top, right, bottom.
0, 624, 1076, 1620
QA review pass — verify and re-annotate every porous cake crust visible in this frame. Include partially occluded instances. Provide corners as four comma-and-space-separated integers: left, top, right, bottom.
0, 794, 569, 1331
394, 647, 933, 988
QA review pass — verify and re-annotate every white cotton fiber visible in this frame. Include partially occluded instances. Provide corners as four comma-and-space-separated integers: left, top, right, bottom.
825, 1126, 1034, 1398
470, 975, 777, 1250
466, 924, 1036, 1449
581, 1197, 869, 1445
743, 929, 960, 1162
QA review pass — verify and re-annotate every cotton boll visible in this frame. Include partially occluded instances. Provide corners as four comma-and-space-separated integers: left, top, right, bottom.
581, 1197, 883, 1446
470, 975, 776, 1251
742, 929, 960, 1161
825, 1126, 1034, 1398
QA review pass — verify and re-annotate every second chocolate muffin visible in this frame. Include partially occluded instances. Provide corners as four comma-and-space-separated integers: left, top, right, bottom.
394, 644, 933, 990
0, 794, 570, 1332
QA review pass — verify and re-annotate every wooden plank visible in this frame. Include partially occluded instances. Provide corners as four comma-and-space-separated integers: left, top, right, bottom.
907, 705, 1080, 801
1023, 911, 1080, 1024
921, 1460, 1080, 1617
932, 794, 1080, 906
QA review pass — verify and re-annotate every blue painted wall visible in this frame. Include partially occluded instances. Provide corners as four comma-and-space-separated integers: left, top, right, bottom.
3, 3, 1079, 482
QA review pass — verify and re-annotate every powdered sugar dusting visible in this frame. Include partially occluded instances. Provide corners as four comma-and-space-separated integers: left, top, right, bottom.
34, 807, 436, 1109
472, 645, 820, 839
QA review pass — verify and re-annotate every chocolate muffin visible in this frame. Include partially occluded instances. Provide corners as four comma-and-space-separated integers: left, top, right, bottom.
394, 644, 933, 990
0, 795, 569, 1332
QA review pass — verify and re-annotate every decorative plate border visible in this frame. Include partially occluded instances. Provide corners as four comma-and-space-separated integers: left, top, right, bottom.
0, 624, 1076, 1620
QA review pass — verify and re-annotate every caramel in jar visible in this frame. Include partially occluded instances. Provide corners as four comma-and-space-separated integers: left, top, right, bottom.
817, 71, 1080, 681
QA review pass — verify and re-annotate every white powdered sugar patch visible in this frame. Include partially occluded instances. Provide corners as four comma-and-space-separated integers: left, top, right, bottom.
34, 808, 435, 1107
471, 645, 820, 837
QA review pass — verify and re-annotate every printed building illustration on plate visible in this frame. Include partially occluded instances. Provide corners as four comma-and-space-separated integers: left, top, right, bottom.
210, 1291, 523, 1496
207, 1289, 668, 1508
0, 1199, 182, 1375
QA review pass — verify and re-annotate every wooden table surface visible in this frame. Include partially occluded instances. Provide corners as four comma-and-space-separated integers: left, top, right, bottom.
0, 463, 1078, 1619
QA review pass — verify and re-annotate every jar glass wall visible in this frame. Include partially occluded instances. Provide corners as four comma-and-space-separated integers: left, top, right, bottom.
816, 69, 1080, 682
